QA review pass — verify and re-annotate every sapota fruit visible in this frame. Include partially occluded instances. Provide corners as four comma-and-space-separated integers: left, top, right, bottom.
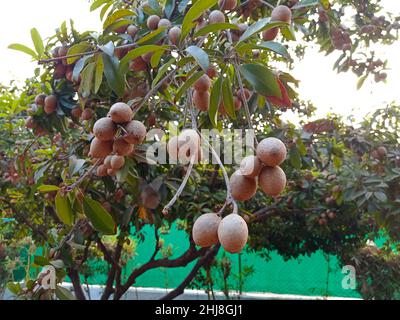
218, 214, 248, 253
256, 137, 287, 167
192, 213, 221, 247
240, 155, 263, 178
259, 166, 286, 196
93, 117, 117, 141
123, 120, 147, 144
89, 138, 113, 158
109, 102, 133, 123
230, 170, 257, 201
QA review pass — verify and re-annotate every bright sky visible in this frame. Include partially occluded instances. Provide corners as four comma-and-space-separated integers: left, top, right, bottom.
0, 0, 399, 122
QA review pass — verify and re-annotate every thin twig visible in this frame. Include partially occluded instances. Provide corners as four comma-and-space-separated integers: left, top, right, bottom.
261, 0, 275, 9
66, 158, 102, 192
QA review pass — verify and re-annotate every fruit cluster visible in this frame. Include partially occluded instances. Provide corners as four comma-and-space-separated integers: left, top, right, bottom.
262, 5, 292, 41
192, 212, 248, 254
230, 137, 287, 202
89, 102, 147, 177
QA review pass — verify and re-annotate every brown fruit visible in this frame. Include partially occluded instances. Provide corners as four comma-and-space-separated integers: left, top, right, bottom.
377, 146, 387, 159
107, 168, 118, 176
54, 63, 66, 79
140, 186, 161, 209
127, 25, 138, 37
104, 155, 113, 168
110, 155, 125, 170
256, 137, 287, 167
206, 66, 218, 78
194, 74, 211, 92
109, 102, 133, 123
141, 51, 154, 63
96, 165, 109, 177
113, 137, 134, 156
44, 95, 58, 114
168, 26, 181, 45
93, 117, 117, 141
123, 120, 147, 144
218, 214, 248, 253
240, 155, 262, 178
271, 5, 292, 23
230, 170, 257, 201
35, 94, 46, 106
102, 201, 112, 213
81, 108, 94, 121
193, 90, 210, 111
262, 28, 279, 41
218, 0, 237, 10
129, 57, 148, 72
89, 138, 113, 158
115, 24, 128, 34
234, 96, 242, 110
58, 46, 69, 57
25, 116, 35, 129
209, 10, 225, 24
236, 88, 251, 102
192, 213, 221, 247
147, 15, 161, 30
259, 166, 286, 196
158, 18, 172, 29
71, 106, 83, 118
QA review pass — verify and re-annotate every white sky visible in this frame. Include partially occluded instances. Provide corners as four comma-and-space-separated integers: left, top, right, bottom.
0, 0, 399, 121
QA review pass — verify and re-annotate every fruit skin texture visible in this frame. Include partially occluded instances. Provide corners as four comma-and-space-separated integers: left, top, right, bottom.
110, 155, 125, 170
240, 155, 263, 178
96, 165, 108, 177
109, 102, 133, 123
123, 120, 147, 144
168, 26, 181, 45
377, 146, 387, 159
44, 95, 58, 114
218, 0, 237, 11
129, 57, 147, 72
147, 15, 161, 30
127, 25, 138, 37
218, 214, 248, 254
81, 108, 94, 121
113, 137, 134, 156
256, 137, 287, 167
271, 5, 292, 23
89, 138, 113, 158
262, 27, 279, 41
194, 74, 211, 92
209, 10, 225, 24
104, 155, 113, 168
193, 90, 210, 111
230, 170, 257, 201
71, 106, 82, 118
93, 117, 117, 141
259, 166, 286, 196
192, 213, 222, 247
35, 94, 47, 106
158, 18, 172, 29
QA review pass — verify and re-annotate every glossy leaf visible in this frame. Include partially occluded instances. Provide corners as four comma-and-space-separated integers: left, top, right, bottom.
37, 185, 60, 193
94, 55, 104, 93
30, 28, 44, 57
8, 44, 38, 60
102, 53, 125, 97
55, 192, 74, 226
222, 77, 235, 119
82, 196, 116, 235
175, 71, 204, 101
103, 9, 136, 29
209, 76, 223, 128
238, 20, 287, 43
240, 64, 281, 98
194, 23, 239, 38
185, 45, 209, 71
67, 42, 92, 65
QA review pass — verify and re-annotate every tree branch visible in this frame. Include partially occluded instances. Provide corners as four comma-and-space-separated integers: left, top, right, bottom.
67, 268, 86, 300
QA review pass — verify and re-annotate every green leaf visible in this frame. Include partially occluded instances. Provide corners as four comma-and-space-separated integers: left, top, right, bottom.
185, 46, 209, 71
67, 42, 92, 65
222, 77, 235, 119
136, 27, 168, 45
100, 2, 113, 20
281, 25, 296, 41
82, 196, 116, 235
38, 185, 60, 193
240, 64, 281, 98
120, 45, 168, 69
33, 255, 49, 266
103, 9, 136, 29
94, 55, 104, 94
152, 57, 175, 87
257, 41, 290, 59
292, 0, 320, 9
150, 49, 165, 68
194, 23, 239, 38
175, 71, 204, 101
289, 147, 302, 169
102, 53, 125, 97
55, 192, 74, 226
55, 286, 76, 300
238, 20, 287, 43
90, 0, 110, 11
8, 44, 38, 60
209, 76, 223, 128
79, 62, 96, 98
30, 28, 44, 57
357, 75, 368, 90
164, 0, 175, 18
7, 282, 22, 295
181, 0, 218, 41
374, 192, 387, 202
